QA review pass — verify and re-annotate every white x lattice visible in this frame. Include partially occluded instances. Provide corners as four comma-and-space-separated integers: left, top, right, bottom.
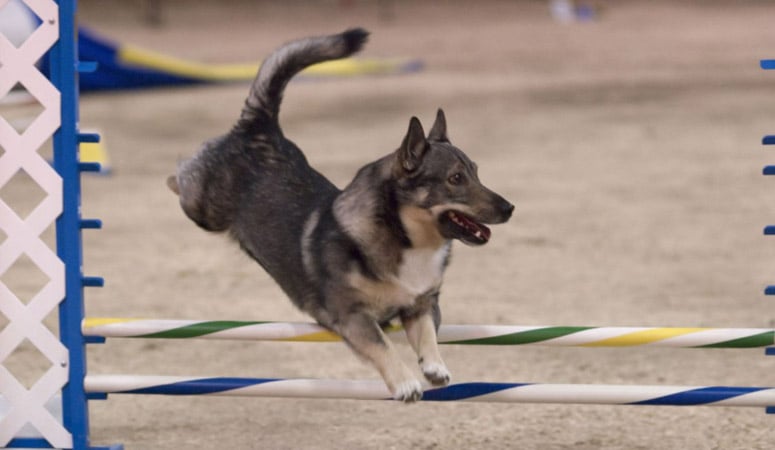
0, 0, 72, 447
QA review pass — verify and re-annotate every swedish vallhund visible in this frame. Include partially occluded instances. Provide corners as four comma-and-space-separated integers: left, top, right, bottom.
167, 28, 514, 402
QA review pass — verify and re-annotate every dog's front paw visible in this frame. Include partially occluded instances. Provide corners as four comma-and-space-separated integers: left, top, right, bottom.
421, 361, 451, 386
392, 379, 423, 403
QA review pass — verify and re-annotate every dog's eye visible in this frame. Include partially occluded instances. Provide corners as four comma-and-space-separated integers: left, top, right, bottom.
448, 173, 465, 185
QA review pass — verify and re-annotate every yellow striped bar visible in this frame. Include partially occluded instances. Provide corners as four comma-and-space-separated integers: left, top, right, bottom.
82, 319, 775, 348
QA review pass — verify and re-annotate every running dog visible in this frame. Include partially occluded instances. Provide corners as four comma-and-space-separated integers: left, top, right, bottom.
167, 28, 514, 402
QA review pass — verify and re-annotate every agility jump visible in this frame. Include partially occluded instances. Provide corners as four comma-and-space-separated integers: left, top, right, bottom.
79, 318, 775, 408
80, 319, 775, 408
2, 0, 775, 448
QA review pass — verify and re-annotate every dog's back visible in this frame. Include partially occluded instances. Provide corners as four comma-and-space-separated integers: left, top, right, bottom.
169, 29, 369, 302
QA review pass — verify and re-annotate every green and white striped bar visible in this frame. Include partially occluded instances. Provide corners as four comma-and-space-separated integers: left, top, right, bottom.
84, 375, 775, 408
82, 318, 775, 348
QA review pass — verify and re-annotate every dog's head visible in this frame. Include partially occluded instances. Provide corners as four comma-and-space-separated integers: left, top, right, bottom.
393, 109, 514, 246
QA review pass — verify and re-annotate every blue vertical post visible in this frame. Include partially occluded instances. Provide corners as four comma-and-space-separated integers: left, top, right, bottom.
51, 0, 90, 448
763, 58, 775, 300
49, 1, 115, 449
762, 58, 775, 415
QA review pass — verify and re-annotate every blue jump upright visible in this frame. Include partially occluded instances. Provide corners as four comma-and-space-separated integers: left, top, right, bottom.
763, 59, 775, 303
760, 58, 775, 415
0, 0, 114, 448
48, 1, 114, 448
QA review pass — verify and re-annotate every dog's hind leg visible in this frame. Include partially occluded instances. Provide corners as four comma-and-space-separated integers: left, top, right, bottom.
334, 312, 423, 402
401, 301, 451, 387
166, 150, 236, 232
166, 175, 180, 194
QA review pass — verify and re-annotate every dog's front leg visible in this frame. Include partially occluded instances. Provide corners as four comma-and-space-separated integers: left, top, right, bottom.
401, 301, 451, 387
336, 312, 423, 402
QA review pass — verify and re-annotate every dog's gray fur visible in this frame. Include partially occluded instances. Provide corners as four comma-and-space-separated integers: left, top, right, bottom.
168, 29, 514, 401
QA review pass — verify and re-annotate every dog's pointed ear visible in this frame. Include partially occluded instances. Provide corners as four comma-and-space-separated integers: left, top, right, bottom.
427, 108, 449, 143
398, 116, 428, 173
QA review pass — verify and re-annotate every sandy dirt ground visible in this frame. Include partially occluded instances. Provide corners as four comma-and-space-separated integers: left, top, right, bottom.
7, 0, 775, 448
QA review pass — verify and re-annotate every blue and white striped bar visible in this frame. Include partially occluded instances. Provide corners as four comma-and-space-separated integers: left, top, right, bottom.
84, 375, 775, 408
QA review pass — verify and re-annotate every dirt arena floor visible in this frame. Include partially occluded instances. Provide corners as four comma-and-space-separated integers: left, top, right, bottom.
9, 0, 775, 448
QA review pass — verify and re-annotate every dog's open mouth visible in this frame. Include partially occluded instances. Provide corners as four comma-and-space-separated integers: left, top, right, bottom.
439, 210, 492, 245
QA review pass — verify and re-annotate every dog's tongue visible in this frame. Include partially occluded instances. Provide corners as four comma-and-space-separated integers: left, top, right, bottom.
448, 211, 491, 243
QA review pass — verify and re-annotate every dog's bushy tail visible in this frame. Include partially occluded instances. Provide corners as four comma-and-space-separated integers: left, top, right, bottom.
241, 28, 369, 124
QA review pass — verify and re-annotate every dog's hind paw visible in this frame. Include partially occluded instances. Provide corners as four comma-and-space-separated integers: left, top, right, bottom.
392, 379, 423, 403
421, 362, 451, 386
166, 175, 180, 195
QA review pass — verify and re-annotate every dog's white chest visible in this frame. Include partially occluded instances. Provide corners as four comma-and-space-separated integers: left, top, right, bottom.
396, 244, 450, 296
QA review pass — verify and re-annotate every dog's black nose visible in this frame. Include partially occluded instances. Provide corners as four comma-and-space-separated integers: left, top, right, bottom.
504, 202, 515, 218
499, 199, 515, 220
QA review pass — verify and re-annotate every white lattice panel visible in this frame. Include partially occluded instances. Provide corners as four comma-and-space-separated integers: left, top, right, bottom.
0, 0, 72, 448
